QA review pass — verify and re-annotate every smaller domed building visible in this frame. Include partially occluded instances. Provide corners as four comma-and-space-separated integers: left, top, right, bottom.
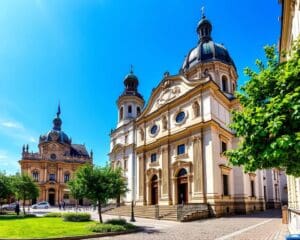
19, 106, 93, 206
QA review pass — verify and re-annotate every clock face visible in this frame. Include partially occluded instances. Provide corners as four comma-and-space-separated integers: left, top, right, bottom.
50, 131, 59, 141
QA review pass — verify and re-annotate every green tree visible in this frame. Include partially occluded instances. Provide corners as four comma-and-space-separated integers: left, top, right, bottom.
12, 174, 39, 215
0, 172, 13, 213
227, 40, 300, 176
72, 165, 127, 223
68, 177, 85, 211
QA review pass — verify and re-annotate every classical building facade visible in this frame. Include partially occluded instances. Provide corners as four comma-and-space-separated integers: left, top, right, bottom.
279, 0, 300, 233
19, 108, 93, 206
110, 13, 268, 216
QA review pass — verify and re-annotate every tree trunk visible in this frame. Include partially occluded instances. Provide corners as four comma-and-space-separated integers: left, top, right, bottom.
23, 198, 26, 215
97, 202, 102, 223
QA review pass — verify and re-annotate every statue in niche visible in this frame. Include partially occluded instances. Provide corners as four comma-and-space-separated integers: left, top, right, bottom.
162, 116, 168, 130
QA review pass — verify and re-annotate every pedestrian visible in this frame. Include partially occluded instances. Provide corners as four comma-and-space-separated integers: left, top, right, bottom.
15, 202, 20, 216
62, 200, 66, 210
58, 202, 61, 210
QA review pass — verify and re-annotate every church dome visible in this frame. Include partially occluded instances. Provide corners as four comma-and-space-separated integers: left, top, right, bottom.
39, 106, 72, 145
181, 14, 236, 72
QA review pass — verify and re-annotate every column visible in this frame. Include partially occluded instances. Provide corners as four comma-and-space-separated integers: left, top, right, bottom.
138, 155, 146, 204
162, 146, 169, 199
193, 135, 204, 197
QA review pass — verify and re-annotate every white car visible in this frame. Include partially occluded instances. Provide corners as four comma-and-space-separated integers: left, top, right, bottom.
31, 201, 50, 209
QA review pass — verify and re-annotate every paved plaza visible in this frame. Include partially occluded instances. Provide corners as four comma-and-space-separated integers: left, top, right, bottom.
30, 208, 288, 240
96, 209, 288, 240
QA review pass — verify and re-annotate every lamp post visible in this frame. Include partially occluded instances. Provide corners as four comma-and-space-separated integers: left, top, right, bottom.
130, 200, 136, 222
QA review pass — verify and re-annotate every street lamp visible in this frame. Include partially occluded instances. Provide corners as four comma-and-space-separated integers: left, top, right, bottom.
130, 200, 135, 222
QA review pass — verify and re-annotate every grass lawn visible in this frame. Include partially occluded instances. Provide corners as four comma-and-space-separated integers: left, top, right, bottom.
0, 217, 96, 239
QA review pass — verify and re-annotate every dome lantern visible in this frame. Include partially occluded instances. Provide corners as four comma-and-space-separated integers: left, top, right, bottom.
196, 7, 212, 43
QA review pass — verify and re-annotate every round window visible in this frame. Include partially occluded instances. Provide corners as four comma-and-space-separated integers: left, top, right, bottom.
150, 125, 158, 135
176, 111, 186, 123
50, 153, 56, 160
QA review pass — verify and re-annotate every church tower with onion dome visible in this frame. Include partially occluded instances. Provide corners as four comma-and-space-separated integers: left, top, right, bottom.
109, 68, 144, 204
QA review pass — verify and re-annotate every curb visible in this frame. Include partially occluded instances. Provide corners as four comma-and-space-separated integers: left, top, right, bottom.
0, 227, 142, 240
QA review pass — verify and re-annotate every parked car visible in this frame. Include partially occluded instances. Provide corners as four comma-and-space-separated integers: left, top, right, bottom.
31, 201, 50, 209
1, 202, 17, 211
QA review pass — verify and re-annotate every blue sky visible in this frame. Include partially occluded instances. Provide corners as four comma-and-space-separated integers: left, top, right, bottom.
0, 0, 281, 174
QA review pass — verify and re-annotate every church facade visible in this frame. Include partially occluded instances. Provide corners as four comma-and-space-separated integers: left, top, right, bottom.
109, 13, 285, 216
19, 108, 93, 206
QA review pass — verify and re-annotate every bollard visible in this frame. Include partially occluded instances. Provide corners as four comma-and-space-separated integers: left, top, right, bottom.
282, 205, 288, 224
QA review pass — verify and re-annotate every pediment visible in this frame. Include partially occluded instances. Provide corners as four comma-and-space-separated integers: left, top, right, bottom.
111, 143, 125, 154
140, 75, 200, 117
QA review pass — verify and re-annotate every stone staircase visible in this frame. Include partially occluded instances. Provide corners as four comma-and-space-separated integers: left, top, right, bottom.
104, 204, 209, 222
104, 205, 157, 219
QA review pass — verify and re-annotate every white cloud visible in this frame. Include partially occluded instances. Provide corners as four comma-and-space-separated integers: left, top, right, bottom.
1, 121, 24, 129
0, 118, 38, 147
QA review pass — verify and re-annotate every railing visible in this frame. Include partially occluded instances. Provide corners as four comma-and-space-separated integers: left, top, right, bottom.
288, 208, 300, 233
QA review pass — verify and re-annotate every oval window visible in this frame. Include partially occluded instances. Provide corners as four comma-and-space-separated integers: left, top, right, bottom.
176, 111, 186, 123
150, 125, 158, 135
50, 153, 56, 160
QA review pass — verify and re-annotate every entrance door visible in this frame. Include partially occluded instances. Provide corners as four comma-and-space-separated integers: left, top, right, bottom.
177, 168, 188, 205
48, 188, 55, 206
178, 182, 188, 204
151, 175, 158, 205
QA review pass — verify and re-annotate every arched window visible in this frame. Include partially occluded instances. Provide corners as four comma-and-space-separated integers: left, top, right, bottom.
128, 105, 132, 114
137, 107, 141, 116
119, 107, 124, 120
32, 170, 39, 182
192, 102, 200, 118
177, 168, 187, 177
222, 76, 228, 92
64, 172, 70, 183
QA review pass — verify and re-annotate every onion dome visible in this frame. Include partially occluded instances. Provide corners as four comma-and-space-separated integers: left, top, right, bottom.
119, 67, 144, 100
181, 12, 236, 72
39, 105, 71, 145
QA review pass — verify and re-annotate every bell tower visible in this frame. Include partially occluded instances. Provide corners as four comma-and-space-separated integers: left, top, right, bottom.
117, 67, 144, 128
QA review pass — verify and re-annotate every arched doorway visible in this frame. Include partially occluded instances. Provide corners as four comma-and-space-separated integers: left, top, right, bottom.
48, 188, 55, 206
151, 175, 158, 205
177, 168, 188, 205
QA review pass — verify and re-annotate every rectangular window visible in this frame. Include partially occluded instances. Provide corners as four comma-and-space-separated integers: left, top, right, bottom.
250, 180, 255, 197
177, 144, 185, 155
223, 174, 229, 196
275, 184, 278, 200
124, 159, 128, 170
49, 174, 56, 181
151, 153, 157, 163
64, 174, 70, 183
221, 141, 227, 154
32, 172, 39, 182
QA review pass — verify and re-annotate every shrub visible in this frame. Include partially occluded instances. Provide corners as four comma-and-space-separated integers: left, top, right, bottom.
0, 214, 36, 220
62, 213, 91, 222
44, 212, 62, 218
88, 223, 126, 233
104, 218, 135, 230
105, 218, 127, 225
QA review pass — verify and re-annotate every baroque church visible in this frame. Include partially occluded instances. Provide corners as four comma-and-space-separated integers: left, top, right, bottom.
20, 107, 93, 206
109, 12, 287, 216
